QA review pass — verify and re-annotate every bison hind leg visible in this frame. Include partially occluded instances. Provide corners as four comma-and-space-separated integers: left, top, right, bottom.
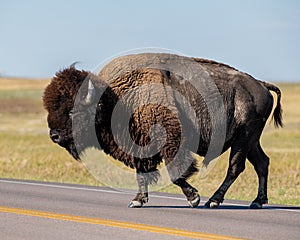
247, 142, 269, 209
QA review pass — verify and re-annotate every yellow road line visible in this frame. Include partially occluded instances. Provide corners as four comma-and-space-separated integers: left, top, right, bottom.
0, 206, 244, 240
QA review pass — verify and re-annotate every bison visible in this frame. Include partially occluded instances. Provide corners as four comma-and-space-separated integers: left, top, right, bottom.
43, 53, 282, 209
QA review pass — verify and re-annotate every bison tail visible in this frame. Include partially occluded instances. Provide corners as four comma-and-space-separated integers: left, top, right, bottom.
273, 92, 283, 128
259, 81, 283, 128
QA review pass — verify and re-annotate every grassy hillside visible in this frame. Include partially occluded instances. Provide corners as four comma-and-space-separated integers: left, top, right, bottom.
0, 78, 299, 205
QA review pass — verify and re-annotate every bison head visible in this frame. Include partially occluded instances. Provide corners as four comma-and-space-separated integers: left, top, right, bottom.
43, 66, 99, 160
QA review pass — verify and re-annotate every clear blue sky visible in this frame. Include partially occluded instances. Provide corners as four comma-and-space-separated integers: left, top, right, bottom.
1, 0, 299, 82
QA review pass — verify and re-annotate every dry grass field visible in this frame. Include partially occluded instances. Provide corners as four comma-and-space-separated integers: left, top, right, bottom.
0, 78, 299, 205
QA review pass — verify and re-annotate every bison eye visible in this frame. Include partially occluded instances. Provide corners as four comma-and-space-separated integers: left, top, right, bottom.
69, 110, 80, 120
69, 110, 74, 118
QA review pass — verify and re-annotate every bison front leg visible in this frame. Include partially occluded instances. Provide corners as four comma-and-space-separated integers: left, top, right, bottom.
173, 178, 200, 208
166, 152, 200, 208
128, 173, 149, 208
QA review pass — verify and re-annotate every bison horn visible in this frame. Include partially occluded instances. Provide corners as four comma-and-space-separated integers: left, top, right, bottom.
83, 79, 95, 105
70, 61, 80, 68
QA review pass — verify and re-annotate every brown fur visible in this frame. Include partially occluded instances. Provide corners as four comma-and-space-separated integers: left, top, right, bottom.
43, 53, 283, 208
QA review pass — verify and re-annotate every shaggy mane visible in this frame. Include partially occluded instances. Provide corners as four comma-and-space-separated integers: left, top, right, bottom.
43, 66, 89, 112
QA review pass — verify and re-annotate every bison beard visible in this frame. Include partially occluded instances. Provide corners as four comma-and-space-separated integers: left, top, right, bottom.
43, 53, 283, 209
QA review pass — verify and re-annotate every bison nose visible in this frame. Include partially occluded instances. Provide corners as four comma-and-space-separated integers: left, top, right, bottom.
50, 130, 61, 143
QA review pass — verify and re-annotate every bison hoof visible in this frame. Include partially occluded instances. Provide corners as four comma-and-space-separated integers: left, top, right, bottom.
128, 200, 143, 208
250, 202, 262, 209
205, 200, 219, 209
188, 194, 200, 208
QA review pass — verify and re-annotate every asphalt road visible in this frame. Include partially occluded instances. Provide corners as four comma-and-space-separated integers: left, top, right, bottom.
0, 179, 299, 240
